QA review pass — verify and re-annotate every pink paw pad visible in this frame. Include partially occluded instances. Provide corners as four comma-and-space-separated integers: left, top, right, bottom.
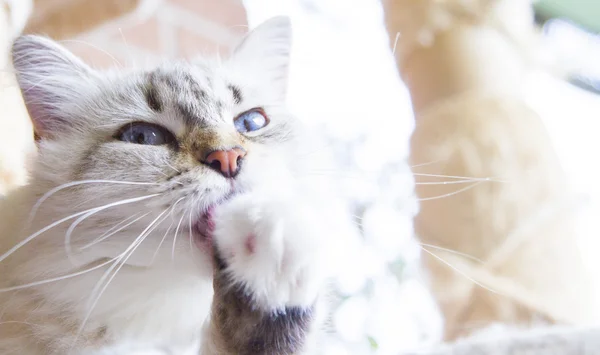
245, 234, 257, 254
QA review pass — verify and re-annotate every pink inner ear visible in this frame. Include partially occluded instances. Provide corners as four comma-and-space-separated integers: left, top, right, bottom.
12, 36, 93, 140
20, 85, 68, 140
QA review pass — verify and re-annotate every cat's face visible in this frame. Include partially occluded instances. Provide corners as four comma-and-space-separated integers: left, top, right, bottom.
11, 17, 305, 274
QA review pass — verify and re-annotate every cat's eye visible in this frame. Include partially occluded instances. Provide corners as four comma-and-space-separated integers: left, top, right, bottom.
234, 109, 269, 133
117, 122, 175, 146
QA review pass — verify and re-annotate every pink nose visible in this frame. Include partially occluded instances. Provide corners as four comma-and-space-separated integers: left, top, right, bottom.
204, 148, 246, 178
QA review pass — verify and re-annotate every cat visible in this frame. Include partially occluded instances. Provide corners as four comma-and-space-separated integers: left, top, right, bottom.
0, 16, 352, 354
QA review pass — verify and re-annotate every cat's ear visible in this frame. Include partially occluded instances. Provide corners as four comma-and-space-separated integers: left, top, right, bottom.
11, 35, 97, 139
229, 16, 292, 101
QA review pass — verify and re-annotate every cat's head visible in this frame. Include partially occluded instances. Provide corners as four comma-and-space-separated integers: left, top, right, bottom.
10, 17, 308, 274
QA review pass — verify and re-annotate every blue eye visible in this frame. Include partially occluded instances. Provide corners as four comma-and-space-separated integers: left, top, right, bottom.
234, 109, 269, 133
117, 122, 175, 145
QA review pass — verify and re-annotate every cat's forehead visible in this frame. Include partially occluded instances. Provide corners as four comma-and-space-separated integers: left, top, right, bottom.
143, 63, 234, 102
109, 62, 244, 127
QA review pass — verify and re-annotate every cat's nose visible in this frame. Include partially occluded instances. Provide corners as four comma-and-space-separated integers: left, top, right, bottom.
203, 148, 247, 178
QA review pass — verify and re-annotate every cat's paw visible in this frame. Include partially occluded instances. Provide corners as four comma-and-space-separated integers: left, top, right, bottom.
211, 193, 332, 310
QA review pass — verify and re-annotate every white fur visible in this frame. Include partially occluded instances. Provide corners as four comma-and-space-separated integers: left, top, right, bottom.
0, 16, 352, 355
213, 190, 338, 310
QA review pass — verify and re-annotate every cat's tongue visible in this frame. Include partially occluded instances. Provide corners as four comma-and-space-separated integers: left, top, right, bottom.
194, 206, 216, 252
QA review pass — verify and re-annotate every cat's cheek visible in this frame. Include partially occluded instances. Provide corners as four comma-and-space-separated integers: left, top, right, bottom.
211, 194, 329, 311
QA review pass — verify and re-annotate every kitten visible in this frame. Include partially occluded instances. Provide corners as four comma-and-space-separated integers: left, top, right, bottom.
0, 16, 351, 354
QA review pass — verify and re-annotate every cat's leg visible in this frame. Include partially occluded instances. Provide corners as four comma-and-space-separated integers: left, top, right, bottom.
202, 193, 343, 355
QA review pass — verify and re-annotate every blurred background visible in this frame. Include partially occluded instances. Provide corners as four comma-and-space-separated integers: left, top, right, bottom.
1, 0, 600, 354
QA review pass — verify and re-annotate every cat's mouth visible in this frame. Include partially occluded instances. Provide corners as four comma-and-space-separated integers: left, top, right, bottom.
192, 190, 240, 255
193, 206, 216, 253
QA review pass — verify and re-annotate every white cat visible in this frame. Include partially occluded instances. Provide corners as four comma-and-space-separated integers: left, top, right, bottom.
0, 17, 351, 354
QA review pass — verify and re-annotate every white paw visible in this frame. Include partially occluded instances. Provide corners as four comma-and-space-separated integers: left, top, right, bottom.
212, 193, 331, 310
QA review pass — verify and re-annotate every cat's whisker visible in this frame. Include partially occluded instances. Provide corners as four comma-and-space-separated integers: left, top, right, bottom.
188, 209, 194, 257
74, 208, 171, 349
415, 179, 492, 186
410, 160, 443, 168
87, 209, 171, 298
0, 193, 161, 264
420, 247, 502, 296
172, 212, 186, 262
412, 173, 508, 183
303, 173, 495, 186
28, 180, 160, 226
392, 31, 400, 55
0, 257, 119, 293
118, 28, 137, 69
295, 172, 491, 193
187, 194, 202, 259
133, 152, 172, 179
87, 209, 168, 304
419, 243, 485, 264
299, 169, 507, 184
133, 152, 183, 183
80, 212, 151, 251
164, 161, 181, 174
417, 181, 483, 202
150, 220, 174, 266
306, 166, 506, 182
58, 39, 123, 68
150, 197, 185, 265
65, 209, 107, 265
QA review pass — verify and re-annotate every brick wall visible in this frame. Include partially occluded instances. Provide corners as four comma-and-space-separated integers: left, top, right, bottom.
64, 0, 248, 68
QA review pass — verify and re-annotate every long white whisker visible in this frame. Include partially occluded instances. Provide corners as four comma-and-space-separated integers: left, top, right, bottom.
65, 210, 109, 264
84, 210, 169, 310
188, 194, 203, 260
28, 180, 160, 225
415, 179, 492, 186
118, 28, 137, 69
172, 213, 186, 262
133, 152, 183, 184
0, 194, 160, 264
188, 206, 196, 257
419, 243, 485, 264
410, 160, 443, 168
150, 197, 185, 265
392, 31, 400, 55
79, 213, 151, 251
420, 248, 501, 295
0, 257, 119, 293
307, 168, 508, 184
74, 208, 170, 349
91, 212, 167, 302
418, 181, 483, 202
164, 161, 181, 174
150, 221, 174, 266
58, 40, 123, 67
413, 173, 507, 183
87, 213, 142, 244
